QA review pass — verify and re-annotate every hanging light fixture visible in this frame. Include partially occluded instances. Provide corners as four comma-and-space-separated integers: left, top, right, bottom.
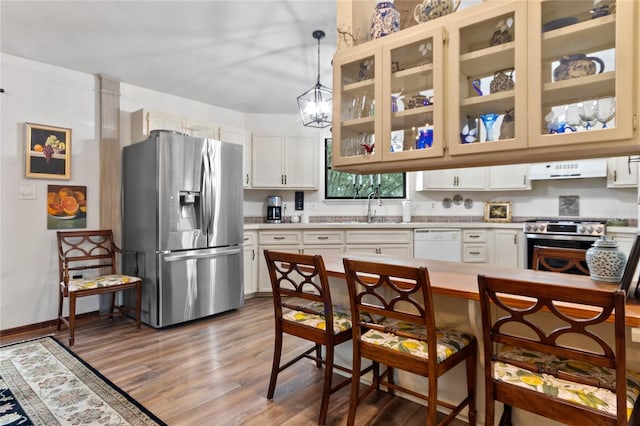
297, 30, 332, 128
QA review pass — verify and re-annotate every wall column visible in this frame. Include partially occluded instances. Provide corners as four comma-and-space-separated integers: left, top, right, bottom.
98, 75, 121, 243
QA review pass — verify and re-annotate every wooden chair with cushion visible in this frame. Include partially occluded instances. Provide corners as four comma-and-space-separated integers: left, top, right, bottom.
532, 245, 589, 275
57, 230, 142, 346
478, 274, 640, 425
342, 258, 477, 426
264, 250, 367, 425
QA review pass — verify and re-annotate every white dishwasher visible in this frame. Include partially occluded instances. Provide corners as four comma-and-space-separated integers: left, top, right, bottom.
414, 229, 462, 262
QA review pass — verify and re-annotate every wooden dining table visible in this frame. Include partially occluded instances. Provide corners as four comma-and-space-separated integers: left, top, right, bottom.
319, 253, 640, 328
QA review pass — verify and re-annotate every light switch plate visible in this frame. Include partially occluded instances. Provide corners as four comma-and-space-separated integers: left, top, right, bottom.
632, 327, 640, 343
19, 185, 36, 200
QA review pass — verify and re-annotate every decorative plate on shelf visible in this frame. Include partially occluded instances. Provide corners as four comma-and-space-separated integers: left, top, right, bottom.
453, 194, 463, 205
442, 198, 452, 209
464, 199, 473, 209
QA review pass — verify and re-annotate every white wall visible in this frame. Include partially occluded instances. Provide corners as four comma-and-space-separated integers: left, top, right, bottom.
1, 54, 101, 330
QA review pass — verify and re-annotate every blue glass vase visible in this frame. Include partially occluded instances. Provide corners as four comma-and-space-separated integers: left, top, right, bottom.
480, 113, 499, 141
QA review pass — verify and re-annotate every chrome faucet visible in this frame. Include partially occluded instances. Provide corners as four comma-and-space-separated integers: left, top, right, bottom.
366, 191, 377, 223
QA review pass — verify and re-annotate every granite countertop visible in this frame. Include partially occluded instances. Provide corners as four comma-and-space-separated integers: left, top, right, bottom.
244, 221, 638, 233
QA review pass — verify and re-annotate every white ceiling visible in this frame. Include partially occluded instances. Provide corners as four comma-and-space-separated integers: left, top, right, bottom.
0, 0, 338, 114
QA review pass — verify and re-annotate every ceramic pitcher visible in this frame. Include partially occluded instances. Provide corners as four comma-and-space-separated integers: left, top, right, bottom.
414, 0, 460, 24
553, 54, 605, 82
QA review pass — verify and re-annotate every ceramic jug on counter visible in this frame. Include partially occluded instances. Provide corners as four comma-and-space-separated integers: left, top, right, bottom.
414, 0, 460, 24
553, 54, 605, 82
586, 237, 626, 283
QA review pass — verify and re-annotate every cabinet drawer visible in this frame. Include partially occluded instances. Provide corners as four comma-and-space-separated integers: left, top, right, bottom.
463, 230, 487, 243
259, 231, 301, 245
463, 244, 487, 263
243, 232, 257, 246
346, 230, 412, 245
303, 231, 344, 245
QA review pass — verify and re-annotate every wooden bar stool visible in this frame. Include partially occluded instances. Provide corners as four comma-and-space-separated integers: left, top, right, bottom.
264, 250, 364, 425
342, 258, 477, 426
531, 245, 589, 275
478, 274, 640, 425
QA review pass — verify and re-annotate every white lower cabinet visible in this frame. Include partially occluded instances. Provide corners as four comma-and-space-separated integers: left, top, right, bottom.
462, 230, 487, 263
257, 231, 302, 293
344, 230, 412, 257
491, 229, 522, 269
242, 232, 258, 297
302, 231, 344, 256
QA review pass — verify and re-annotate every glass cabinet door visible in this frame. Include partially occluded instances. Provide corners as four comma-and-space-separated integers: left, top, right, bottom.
332, 44, 382, 167
381, 27, 445, 161
447, 1, 528, 156
528, 0, 635, 147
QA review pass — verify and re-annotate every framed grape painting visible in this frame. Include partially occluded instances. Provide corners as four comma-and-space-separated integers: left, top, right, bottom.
25, 122, 71, 180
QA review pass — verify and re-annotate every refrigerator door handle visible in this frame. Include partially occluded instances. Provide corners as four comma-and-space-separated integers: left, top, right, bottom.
163, 246, 242, 262
201, 141, 213, 234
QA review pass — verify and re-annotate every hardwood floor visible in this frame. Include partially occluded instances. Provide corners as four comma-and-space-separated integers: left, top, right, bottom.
1, 297, 468, 425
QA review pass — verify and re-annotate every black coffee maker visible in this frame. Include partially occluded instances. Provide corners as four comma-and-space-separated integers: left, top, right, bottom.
266, 195, 282, 223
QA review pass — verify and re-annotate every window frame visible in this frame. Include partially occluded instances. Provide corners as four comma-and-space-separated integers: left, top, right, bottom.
324, 138, 406, 200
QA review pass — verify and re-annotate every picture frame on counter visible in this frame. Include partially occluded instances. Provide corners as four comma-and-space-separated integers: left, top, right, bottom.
484, 201, 512, 223
25, 122, 71, 180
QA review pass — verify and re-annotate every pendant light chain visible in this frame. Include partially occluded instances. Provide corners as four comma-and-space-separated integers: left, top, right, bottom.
297, 29, 332, 128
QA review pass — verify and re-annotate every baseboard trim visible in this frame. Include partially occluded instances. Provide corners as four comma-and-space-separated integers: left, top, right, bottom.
0, 311, 100, 338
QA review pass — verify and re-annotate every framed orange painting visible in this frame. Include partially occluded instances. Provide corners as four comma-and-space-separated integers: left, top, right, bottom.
47, 185, 86, 230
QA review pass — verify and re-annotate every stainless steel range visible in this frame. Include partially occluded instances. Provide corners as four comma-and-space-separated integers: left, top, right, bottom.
523, 219, 605, 269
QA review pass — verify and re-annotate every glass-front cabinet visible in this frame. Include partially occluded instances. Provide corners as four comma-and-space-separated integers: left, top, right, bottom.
332, 26, 445, 167
447, 1, 528, 156
332, 0, 638, 173
332, 43, 382, 166
382, 27, 445, 161
528, 0, 635, 147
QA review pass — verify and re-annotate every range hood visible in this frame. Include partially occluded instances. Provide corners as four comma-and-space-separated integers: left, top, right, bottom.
529, 160, 607, 180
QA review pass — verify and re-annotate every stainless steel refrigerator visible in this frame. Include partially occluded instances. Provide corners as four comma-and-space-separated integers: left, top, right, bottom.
122, 130, 243, 328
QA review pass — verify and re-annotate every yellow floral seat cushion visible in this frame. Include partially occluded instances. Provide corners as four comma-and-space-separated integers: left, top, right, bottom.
360, 318, 474, 363
494, 345, 640, 419
283, 301, 352, 334
63, 274, 141, 292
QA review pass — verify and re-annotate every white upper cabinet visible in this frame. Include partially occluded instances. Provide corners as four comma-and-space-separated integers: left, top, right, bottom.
488, 164, 530, 190
251, 135, 317, 189
418, 167, 487, 191
607, 156, 638, 188
130, 109, 219, 143
220, 127, 252, 188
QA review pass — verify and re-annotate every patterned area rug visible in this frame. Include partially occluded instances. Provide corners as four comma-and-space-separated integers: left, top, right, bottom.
0, 336, 165, 425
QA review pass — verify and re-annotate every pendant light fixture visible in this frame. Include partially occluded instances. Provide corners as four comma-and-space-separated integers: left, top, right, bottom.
297, 30, 332, 128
